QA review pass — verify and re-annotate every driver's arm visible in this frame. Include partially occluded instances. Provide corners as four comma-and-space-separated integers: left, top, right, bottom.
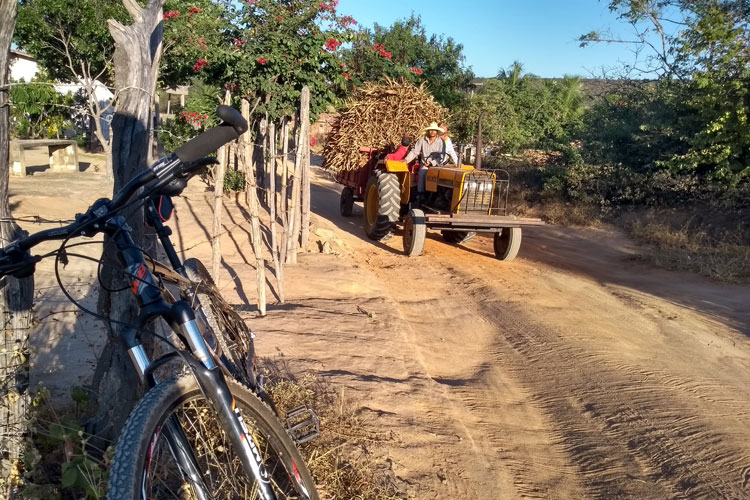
404, 139, 422, 164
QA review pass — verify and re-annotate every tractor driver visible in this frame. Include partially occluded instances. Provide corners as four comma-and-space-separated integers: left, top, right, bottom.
403, 122, 448, 203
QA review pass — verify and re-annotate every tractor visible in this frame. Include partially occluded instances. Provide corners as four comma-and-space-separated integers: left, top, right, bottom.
336, 147, 543, 259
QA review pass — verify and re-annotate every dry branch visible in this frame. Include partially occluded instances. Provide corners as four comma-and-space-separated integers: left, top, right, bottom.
323, 78, 447, 172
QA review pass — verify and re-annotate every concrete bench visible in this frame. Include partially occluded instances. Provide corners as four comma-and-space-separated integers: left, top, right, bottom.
10, 139, 80, 176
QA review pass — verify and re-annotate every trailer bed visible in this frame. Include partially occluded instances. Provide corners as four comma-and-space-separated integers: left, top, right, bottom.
423, 213, 544, 231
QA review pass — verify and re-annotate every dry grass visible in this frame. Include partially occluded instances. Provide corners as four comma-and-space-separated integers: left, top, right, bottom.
267, 373, 408, 500
624, 219, 750, 284
529, 199, 603, 227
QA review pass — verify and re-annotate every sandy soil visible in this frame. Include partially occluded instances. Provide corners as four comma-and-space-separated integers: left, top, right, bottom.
9, 150, 750, 499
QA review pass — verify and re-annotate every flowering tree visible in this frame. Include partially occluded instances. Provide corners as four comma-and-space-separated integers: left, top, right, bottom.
344, 14, 474, 110
159, 0, 357, 125
229, 0, 358, 121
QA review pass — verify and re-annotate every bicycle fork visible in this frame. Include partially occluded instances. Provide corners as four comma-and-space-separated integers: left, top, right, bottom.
125, 304, 279, 500
111, 218, 279, 500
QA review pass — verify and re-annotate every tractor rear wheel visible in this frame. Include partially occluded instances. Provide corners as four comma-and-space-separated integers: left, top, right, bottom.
403, 209, 426, 257
340, 187, 354, 216
441, 231, 476, 244
494, 227, 522, 261
364, 170, 400, 241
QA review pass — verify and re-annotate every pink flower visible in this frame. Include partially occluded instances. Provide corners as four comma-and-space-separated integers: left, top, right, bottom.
324, 38, 341, 51
409, 67, 424, 76
193, 58, 208, 71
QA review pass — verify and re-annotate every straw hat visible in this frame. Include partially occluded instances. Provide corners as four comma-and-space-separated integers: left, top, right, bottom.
424, 122, 442, 132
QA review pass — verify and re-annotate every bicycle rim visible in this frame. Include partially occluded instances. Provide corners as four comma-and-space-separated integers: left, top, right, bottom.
108, 375, 317, 500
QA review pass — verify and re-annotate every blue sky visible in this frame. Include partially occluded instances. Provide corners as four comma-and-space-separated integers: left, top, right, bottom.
337, 0, 639, 78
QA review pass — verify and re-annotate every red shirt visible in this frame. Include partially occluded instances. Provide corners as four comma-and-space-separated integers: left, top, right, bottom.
385, 145, 408, 161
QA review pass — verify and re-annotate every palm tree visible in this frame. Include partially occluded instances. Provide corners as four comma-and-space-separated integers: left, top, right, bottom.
557, 75, 584, 122
497, 61, 525, 89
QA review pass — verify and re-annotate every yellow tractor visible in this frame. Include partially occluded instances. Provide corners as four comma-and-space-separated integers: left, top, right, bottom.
337, 150, 544, 259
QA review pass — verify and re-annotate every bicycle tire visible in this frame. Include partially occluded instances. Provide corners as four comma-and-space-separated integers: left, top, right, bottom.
107, 374, 319, 500
183, 258, 255, 388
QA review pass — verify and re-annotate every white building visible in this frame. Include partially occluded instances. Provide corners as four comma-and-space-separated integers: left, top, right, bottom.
9, 50, 114, 141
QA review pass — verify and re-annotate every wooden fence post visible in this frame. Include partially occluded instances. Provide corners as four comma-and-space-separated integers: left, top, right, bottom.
286, 87, 309, 264
211, 91, 231, 285
267, 122, 285, 303
300, 113, 311, 250
280, 117, 289, 217
241, 99, 267, 315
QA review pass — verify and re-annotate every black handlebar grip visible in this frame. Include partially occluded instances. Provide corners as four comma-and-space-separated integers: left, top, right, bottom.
217, 105, 248, 135
174, 106, 248, 164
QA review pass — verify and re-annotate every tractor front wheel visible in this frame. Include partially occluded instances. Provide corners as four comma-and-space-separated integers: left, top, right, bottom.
403, 209, 426, 257
364, 170, 400, 241
494, 227, 522, 261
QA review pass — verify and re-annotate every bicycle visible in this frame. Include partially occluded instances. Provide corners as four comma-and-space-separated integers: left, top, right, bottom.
0, 105, 319, 500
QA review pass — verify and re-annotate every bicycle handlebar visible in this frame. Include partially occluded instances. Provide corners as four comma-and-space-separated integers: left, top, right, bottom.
175, 105, 248, 163
0, 106, 248, 278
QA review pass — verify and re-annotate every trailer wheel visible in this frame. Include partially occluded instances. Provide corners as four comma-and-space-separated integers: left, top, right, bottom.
494, 227, 522, 261
340, 187, 354, 216
364, 170, 400, 241
403, 209, 426, 257
441, 231, 476, 244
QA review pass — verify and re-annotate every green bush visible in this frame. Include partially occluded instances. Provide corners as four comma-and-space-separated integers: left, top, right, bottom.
224, 169, 245, 192
10, 73, 76, 139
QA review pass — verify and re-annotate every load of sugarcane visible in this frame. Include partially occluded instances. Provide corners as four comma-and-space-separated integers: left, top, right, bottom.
323, 78, 447, 172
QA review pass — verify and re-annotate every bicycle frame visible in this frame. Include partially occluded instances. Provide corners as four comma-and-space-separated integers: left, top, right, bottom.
106, 213, 279, 500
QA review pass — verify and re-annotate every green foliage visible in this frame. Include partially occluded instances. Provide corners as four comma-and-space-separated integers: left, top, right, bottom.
10, 74, 76, 139
14, 0, 127, 85
453, 66, 585, 153
157, 83, 222, 153
224, 169, 245, 192
21, 387, 110, 500
160, 0, 238, 88
162, 0, 358, 122
344, 14, 474, 110
576, 0, 750, 208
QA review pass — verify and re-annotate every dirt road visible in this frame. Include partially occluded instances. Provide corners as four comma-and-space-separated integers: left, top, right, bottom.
296, 170, 750, 499
12, 159, 750, 499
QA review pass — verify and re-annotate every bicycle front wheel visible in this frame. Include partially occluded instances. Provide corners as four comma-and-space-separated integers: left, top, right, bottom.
107, 375, 318, 500
183, 257, 256, 388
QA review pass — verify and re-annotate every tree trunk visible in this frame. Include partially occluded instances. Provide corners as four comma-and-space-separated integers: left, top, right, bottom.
241, 101, 267, 316
286, 88, 309, 264
0, 4, 34, 497
89, 0, 165, 442
211, 91, 231, 286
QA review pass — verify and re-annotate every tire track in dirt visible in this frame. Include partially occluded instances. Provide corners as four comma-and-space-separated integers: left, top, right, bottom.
358, 249, 588, 499
419, 240, 750, 499
355, 237, 750, 498
309, 173, 750, 498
